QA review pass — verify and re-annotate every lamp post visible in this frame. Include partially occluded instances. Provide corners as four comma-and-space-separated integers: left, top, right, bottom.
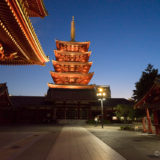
96, 88, 106, 128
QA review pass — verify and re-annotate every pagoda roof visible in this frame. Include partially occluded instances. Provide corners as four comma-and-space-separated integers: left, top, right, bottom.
50, 71, 94, 85
24, 0, 48, 18
50, 71, 94, 78
52, 60, 92, 66
54, 50, 91, 56
0, 0, 49, 65
56, 40, 90, 48
48, 84, 95, 89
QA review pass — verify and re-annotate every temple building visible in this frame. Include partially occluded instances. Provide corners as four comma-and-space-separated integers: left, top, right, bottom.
45, 17, 131, 121
0, 0, 49, 65
48, 16, 94, 89
0, 83, 11, 107
47, 17, 96, 119
134, 78, 160, 135
0, 83, 132, 124
0, 83, 12, 123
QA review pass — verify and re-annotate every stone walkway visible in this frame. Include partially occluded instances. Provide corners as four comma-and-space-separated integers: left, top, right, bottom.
47, 126, 126, 160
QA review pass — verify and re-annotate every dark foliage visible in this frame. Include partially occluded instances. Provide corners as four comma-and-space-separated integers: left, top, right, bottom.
132, 64, 160, 101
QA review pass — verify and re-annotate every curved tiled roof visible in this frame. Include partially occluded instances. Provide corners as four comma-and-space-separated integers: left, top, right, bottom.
0, 0, 49, 65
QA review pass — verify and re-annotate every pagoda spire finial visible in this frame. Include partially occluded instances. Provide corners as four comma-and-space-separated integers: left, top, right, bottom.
71, 16, 75, 41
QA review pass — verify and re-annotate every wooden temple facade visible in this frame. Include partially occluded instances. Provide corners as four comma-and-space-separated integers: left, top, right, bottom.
135, 78, 160, 135
45, 17, 132, 121
46, 17, 97, 120
0, 0, 49, 65
0, 83, 133, 124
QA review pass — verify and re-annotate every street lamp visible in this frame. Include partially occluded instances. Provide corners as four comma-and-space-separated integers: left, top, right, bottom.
96, 87, 107, 128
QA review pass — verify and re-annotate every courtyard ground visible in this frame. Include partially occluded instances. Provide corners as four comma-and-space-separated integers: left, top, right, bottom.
0, 125, 62, 160
86, 124, 160, 160
0, 124, 159, 160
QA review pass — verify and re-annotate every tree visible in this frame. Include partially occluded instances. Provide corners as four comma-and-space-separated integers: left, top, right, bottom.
132, 64, 160, 101
115, 104, 135, 123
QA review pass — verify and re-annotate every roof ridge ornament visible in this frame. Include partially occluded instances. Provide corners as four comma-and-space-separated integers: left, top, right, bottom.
70, 16, 75, 42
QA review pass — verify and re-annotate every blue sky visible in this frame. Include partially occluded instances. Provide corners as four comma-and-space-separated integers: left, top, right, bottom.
1, 0, 160, 98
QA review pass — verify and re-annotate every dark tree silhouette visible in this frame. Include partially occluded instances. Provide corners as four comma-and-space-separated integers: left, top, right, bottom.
133, 64, 160, 101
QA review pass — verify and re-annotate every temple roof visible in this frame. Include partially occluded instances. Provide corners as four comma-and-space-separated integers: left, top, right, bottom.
52, 60, 92, 73
9, 95, 132, 109
46, 88, 132, 106
56, 40, 90, 46
50, 71, 94, 78
24, 0, 48, 18
54, 50, 90, 62
54, 50, 91, 56
10, 96, 46, 108
56, 40, 90, 51
134, 78, 160, 109
52, 60, 92, 66
0, 0, 49, 65
50, 71, 94, 85
48, 84, 95, 89
46, 88, 97, 101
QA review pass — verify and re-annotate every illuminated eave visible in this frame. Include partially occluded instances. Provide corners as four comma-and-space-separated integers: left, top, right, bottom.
50, 71, 94, 78
25, 0, 48, 18
48, 84, 95, 89
0, 0, 49, 65
56, 40, 90, 49
50, 71, 94, 85
52, 60, 93, 66
54, 50, 91, 56
134, 82, 160, 109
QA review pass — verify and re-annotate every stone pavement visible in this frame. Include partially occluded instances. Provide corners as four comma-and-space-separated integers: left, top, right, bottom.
0, 125, 62, 160
86, 125, 160, 160
3, 125, 159, 160
47, 126, 126, 160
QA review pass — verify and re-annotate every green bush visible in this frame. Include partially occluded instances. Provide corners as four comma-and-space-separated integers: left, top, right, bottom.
120, 125, 134, 131
103, 120, 111, 124
86, 120, 95, 124
86, 119, 111, 124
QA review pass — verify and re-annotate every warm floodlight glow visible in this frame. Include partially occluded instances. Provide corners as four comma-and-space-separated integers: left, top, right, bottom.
99, 88, 103, 92
96, 86, 108, 129
112, 116, 118, 120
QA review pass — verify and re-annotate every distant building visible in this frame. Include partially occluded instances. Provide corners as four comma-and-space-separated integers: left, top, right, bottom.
0, 84, 132, 124
44, 17, 132, 121
46, 86, 131, 120
0, 83, 12, 123
0, 83, 11, 107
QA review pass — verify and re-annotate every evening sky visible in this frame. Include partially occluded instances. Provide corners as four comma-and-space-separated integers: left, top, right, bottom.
1, 0, 160, 98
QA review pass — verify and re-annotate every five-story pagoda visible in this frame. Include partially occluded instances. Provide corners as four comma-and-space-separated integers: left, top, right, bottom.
48, 17, 94, 89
